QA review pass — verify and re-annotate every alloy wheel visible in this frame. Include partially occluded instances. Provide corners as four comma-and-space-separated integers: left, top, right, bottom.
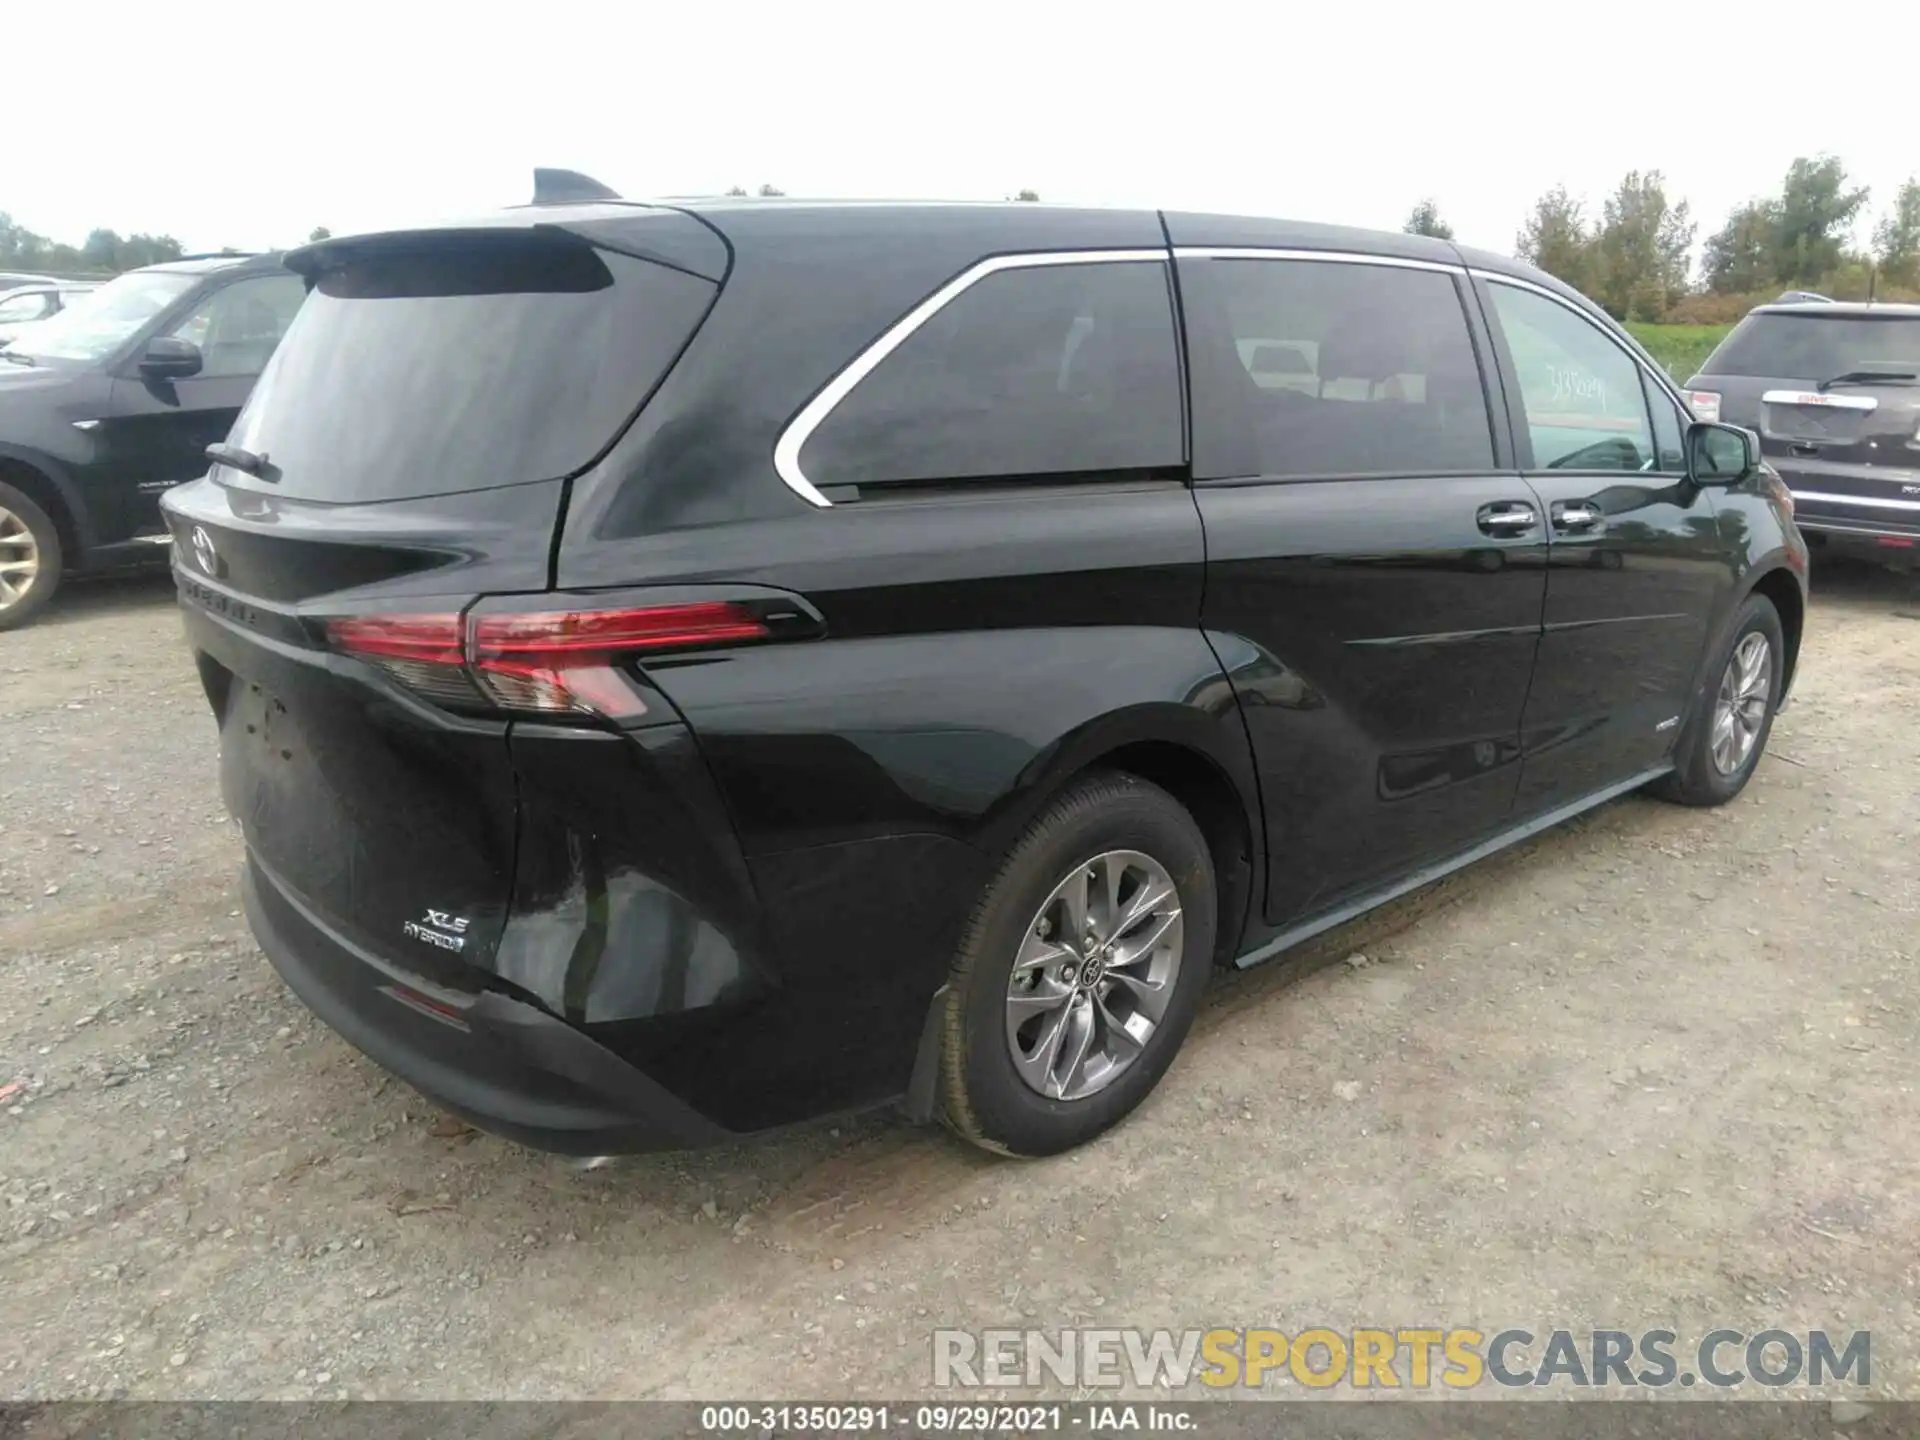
1710, 631, 1772, 775
1004, 849, 1184, 1102
0, 504, 39, 611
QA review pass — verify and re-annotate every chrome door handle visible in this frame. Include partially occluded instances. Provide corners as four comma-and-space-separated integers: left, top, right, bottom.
1477, 504, 1538, 534
1553, 503, 1602, 531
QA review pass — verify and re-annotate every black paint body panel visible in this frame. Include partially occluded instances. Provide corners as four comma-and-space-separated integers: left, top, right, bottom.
161, 200, 1808, 1152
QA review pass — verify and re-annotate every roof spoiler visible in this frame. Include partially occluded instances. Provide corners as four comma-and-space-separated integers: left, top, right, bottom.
531, 168, 621, 205
1775, 290, 1834, 304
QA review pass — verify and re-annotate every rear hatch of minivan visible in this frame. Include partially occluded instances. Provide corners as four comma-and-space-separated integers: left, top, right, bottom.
163, 218, 726, 985
1685, 308, 1920, 537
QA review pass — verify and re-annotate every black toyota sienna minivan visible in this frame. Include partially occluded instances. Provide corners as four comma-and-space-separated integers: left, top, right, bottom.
164, 174, 1808, 1158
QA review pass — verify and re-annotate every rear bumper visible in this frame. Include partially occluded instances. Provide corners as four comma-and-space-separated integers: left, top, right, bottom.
1774, 461, 1920, 542
244, 857, 731, 1155
1789, 510, 1912, 545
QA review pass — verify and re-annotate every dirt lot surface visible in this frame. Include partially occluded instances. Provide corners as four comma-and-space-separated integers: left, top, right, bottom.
1, 564, 1916, 1403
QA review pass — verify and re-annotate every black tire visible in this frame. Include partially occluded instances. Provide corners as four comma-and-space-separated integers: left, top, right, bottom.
1651, 592, 1784, 807
0, 480, 62, 633
939, 772, 1216, 1157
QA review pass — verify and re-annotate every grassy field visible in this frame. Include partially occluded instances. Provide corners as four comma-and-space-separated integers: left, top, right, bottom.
1627, 322, 1732, 380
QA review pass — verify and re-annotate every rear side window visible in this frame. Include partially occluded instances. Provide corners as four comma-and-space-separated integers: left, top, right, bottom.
225, 237, 716, 503
1703, 313, 1920, 380
1489, 282, 1653, 473
798, 260, 1183, 489
1183, 258, 1494, 480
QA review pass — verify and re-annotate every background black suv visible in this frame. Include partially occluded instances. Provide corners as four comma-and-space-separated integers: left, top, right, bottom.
164, 187, 1807, 1157
0, 253, 305, 628
1685, 300, 1920, 565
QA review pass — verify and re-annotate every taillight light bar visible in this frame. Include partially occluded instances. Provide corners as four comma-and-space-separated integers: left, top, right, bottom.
325, 601, 772, 720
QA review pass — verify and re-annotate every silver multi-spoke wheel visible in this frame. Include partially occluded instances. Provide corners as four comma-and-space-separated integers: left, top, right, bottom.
0, 503, 39, 611
1710, 631, 1772, 775
1004, 849, 1184, 1102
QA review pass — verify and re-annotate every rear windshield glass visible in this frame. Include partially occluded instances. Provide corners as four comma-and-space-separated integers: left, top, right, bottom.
1703, 313, 1920, 380
223, 237, 715, 503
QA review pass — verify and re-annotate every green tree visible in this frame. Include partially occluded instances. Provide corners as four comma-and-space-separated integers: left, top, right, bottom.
82, 229, 121, 271
0, 212, 52, 268
1873, 177, 1920, 287
0, 215, 181, 275
723, 185, 748, 197
1011, 188, 1040, 202
1403, 199, 1453, 240
1770, 155, 1869, 286
756, 183, 785, 197
116, 233, 185, 270
1516, 186, 1593, 293
1702, 200, 1775, 293
1591, 170, 1693, 320
308, 225, 333, 242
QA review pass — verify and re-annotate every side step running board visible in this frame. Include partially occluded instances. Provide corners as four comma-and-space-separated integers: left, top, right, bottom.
1232, 763, 1674, 969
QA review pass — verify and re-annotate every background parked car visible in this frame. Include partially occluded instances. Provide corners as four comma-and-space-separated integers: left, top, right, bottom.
0, 252, 305, 629
1684, 299, 1920, 567
0, 282, 97, 348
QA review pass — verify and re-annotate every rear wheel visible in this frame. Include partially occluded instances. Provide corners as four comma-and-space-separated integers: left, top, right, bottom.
0, 481, 61, 632
939, 772, 1215, 1156
1652, 593, 1783, 807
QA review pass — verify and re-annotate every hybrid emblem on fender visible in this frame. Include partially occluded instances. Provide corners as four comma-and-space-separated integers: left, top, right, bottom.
190, 526, 217, 577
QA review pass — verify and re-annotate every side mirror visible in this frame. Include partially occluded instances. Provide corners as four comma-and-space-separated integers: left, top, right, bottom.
139, 336, 203, 380
1685, 420, 1759, 486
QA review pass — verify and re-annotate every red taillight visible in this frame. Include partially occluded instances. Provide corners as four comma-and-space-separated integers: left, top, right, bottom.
325, 613, 483, 708
467, 603, 768, 720
325, 601, 771, 720
325, 613, 465, 665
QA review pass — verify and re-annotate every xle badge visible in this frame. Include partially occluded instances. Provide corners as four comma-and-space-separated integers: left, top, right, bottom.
403, 909, 471, 953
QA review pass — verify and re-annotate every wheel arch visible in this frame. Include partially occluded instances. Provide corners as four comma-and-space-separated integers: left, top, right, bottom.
1745, 563, 1805, 699
974, 703, 1264, 969
1088, 739, 1256, 968
0, 446, 91, 565
902, 720, 1263, 1127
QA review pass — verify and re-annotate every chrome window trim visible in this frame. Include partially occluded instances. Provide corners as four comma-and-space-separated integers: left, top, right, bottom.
772, 248, 1169, 508
1790, 489, 1920, 512
1761, 388, 1878, 412
1171, 246, 1465, 275
1471, 268, 1695, 418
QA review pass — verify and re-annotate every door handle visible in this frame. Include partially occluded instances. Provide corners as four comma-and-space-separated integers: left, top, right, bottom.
1551, 502, 1602, 532
1476, 502, 1538, 536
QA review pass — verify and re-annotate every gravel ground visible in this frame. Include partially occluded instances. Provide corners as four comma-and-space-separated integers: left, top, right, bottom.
1, 562, 1916, 1402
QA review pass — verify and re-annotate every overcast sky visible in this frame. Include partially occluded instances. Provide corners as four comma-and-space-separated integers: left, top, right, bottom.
12, 1, 1914, 262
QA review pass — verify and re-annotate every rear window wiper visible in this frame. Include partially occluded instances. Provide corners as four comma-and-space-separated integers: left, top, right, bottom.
205, 442, 277, 481
0, 349, 33, 366
1819, 369, 1920, 390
